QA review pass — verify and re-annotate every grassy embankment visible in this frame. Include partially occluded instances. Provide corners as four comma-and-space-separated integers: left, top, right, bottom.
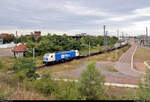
134, 47, 150, 62
133, 47, 150, 72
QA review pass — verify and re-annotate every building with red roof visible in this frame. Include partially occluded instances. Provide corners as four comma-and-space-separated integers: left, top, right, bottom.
12, 44, 27, 58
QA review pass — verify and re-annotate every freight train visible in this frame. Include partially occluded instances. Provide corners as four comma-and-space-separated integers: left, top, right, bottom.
43, 41, 128, 65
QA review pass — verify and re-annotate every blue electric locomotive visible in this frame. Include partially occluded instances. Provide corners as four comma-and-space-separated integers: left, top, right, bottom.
43, 50, 79, 64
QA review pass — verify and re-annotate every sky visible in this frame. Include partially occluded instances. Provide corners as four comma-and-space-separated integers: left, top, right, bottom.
0, 0, 150, 36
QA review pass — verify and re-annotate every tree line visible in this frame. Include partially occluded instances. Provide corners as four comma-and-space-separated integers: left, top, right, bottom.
16, 33, 118, 56
0, 34, 15, 44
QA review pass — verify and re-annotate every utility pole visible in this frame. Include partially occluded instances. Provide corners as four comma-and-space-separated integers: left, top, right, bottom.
117, 29, 119, 42
103, 25, 107, 51
115, 30, 118, 61
106, 31, 108, 48
146, 27, 148, 45
88, 41, 90, 56
117, 30, 119, 39
122, 32, 124, 40
33, 47, 35, 60
21, 34, 22, 43
15, 31, 18, 45
146, 27, 148, 37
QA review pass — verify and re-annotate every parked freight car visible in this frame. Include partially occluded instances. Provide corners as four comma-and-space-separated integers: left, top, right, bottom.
43, 50, 79, 64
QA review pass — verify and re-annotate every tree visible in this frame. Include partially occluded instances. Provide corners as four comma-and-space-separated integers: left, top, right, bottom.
64, 39, 81, 50
28, 32, 36, 42
34, 72, 58, 96
137, 69, 150, 100
37, 38, 63, 55
80, 37, 86, 45
95, 36, 104, 46
54, 81, 78, 100
108, 36, 118, 46
77, 61, 105, 100
26, 40, 36, 48
3, 34, 15, 44
16, 35, 27, 43
12, 58, 39, 81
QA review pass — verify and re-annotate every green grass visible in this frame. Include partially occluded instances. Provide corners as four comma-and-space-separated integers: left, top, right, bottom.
79, 45, 115, 56
79, 46, 105, 55
0, 56, 15, 72
134, 47, 150, 62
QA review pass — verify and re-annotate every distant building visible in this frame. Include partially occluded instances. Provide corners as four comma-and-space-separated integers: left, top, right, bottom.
34, 31, 41, 37
0, 33, 9, 37
34, 31, 41, 43
76, 33, 87, 37
12, 44, 27, 58
0, 33, 15, 44
68, 33, 87, 40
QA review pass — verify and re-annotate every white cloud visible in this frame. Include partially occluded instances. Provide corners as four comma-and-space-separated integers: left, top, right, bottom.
134, 7, 150, 16
107, 15, 138, 22
106, 7, 150, 22
63, 2, 108, 17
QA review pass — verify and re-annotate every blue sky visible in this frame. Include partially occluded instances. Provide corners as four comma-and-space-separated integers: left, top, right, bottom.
0, 0, 150, 36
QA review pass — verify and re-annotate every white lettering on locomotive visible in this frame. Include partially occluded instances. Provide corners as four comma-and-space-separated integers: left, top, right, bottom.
61, 54, 70, 58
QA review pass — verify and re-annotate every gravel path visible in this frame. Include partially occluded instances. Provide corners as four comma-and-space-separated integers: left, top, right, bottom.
115, 44, 144, 77
0, 48, 13, 57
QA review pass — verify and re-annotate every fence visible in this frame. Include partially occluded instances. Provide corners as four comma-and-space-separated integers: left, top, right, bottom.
0, 42, 16, 48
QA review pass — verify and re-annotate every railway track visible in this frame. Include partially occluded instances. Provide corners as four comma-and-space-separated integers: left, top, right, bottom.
37, 44, 129, 70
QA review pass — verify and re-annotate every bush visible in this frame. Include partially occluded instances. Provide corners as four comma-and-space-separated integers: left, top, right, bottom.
53, 81, 78, 100
77, 61, 106, 100
13, 70, 27, 82
12, 58, 39, 81
13, 58, 36, 72
33, 72, 58, 96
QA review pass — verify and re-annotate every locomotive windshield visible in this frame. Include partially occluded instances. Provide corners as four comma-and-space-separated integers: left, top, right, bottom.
44, 53, 50, 57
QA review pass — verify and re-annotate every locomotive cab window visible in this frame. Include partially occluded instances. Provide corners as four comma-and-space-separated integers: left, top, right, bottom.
51, 55, 53, 58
